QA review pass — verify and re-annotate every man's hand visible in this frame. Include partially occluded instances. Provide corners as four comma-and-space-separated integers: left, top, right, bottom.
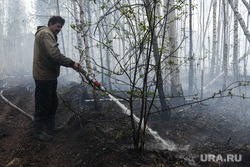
73, 62, 81, 72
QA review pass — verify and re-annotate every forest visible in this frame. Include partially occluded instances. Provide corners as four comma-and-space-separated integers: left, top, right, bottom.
0, 0, 250, 166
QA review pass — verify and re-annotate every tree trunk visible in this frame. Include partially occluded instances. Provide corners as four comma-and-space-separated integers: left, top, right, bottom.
105, 18, 112, 91
210, 0, 217, 77
56, 0, 68, 76
73, 0, 84, 63
244, 0, 250, 96
242, 0, 250, 12
79, 0, 101, 110
98, 0, 104, 84
228, 0, 250, 43
233, 0, 239, 80
188, 0, 194, 94
87, 0, 96, 76
145, 0, 170, 120
1, 0, 4, 73
167, 0, 185, 106
222, 0, 229, 93
216, 0, 222, 73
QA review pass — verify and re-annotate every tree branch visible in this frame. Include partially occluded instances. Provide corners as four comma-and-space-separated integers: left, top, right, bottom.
228, 0, 250, 43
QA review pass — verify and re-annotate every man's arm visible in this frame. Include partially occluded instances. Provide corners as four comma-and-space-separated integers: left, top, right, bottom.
41, 31, 75, 67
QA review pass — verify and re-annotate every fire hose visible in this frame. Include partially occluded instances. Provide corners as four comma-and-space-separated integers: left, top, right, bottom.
76, 66, 106, 92
0, 68, 177, 150
0, 84, 34, 121
0, 66, 104, 122
76, 66, 177, 151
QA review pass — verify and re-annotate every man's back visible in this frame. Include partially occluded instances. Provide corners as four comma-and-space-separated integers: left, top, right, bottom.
33, 26, 73, 80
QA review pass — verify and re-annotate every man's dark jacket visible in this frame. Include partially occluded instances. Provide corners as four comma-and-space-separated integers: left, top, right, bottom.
33, 26, 74, 80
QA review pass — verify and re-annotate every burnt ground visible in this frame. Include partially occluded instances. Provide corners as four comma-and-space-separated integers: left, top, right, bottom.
0, 75, 250, 167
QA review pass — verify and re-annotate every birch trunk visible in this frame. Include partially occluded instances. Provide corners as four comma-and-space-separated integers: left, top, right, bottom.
56, 0, 68, 76
87, 0, 95, 72
242, 0, 250, 12
188, 0, 194, 93
98, 6, 104, 84
79, 0, 91, 74
161, 0, 169, 95
210, 0, 217, 77
73, 0, 84, 63
244, 0, 250, 95
228, 0, 250, 43
0, 0, 4, 73
199, 0, 203, 74
105, 14, 112, 91
216, 0, 222, 72
201, 0, 205, 98
222, 0, 229, 93
79, 0, 101, 110
233, 0, 239, 79
168, 0, 185, 106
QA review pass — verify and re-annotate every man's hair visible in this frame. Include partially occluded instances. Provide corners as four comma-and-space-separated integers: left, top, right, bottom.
48, 16, 65, 26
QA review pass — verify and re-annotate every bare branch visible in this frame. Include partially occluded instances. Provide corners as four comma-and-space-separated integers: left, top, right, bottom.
228, 0, 250, 43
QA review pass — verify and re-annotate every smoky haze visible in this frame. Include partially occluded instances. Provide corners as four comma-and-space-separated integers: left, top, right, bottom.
0, 0, 250, 164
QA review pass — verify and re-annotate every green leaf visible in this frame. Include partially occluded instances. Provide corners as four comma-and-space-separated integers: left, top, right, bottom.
106, 40, 113, 44
116, 132, 123, 139
168, 60, 175, 65
101, 3, 106, 9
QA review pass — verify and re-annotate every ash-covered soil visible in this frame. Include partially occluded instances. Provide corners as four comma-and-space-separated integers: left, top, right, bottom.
0, 75, 249, 167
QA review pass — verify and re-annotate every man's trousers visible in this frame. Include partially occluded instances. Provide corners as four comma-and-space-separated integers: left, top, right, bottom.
34, 79, 58, 134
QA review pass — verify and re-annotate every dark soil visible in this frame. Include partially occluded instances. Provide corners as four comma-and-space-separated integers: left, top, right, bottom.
0, 75, 249, 167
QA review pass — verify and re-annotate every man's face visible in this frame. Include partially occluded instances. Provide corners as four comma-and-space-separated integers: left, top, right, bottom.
49, 22, 63, 35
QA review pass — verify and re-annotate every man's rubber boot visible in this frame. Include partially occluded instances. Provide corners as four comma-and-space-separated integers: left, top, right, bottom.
47, 127, 65, 135
34, 120, 53, 141
45, 118, 65, 135
35, 131, 53, 142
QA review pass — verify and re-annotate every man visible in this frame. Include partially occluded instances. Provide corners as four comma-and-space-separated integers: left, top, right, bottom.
33, 16, 80, 142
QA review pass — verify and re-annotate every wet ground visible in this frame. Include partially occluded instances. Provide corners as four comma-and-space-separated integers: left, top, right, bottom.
0, 75, 249, 167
